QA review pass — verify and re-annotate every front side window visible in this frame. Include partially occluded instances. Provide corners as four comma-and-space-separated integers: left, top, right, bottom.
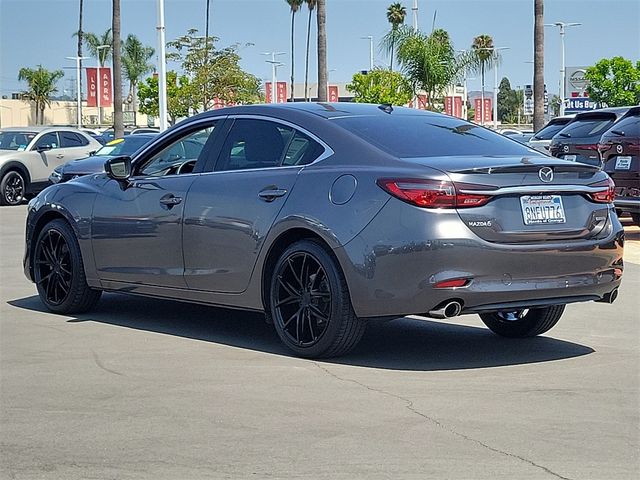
33, 132, 59, 150
60, 131, 89, 147
137, 124, 216, 177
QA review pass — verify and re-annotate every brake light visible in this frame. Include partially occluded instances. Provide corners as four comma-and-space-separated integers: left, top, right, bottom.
575, 144, 599, 151
588, 177, 616, 204
376, 178, 493, 208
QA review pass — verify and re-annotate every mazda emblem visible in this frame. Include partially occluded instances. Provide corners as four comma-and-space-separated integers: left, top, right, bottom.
616, 144, 623, 154
563, 145, 569, 153
538, 167, 554, 183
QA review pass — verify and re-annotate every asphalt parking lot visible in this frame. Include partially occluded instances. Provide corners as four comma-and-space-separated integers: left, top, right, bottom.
1, 204, 638, 480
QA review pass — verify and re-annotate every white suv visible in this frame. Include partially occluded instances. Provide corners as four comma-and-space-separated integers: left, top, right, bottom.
0, 126, 101, 206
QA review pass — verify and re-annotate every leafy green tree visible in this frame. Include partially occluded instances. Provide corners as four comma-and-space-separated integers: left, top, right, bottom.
395, 27, 468, 110
286, 0, 303, 102
122, 34, 155, 112
168, 29, 262, 112
304, 0, 316, 101
347, 68, 412, 105
138, 71, 192, 125
18, 65, 64, 125
382, 2, 407, 71
585, 57, 640, 107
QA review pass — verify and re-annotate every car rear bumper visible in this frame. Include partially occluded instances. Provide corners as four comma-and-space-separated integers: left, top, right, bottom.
615, 198, 640, 215
336, 200, 624, 318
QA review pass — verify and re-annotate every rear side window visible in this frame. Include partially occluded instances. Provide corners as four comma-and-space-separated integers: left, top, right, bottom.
533, 120, 571, 140
60, 131, 89, 147
608, 115, 640, 137
558, 116, 616, 139
333, 115, 533, 158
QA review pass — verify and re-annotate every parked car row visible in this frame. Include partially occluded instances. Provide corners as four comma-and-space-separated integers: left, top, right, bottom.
531, 106, 639, 225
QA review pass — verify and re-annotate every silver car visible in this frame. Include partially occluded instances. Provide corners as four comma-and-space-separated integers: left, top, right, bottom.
23, 103, 624, 358
0, 126, 101, 205
528, 115, 575, 154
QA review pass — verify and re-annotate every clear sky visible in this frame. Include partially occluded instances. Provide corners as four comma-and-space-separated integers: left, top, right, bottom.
1, 0, 639, 98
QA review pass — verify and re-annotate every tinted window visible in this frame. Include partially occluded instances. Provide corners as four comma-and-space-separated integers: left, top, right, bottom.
533, 120, 572, 140
282, 131, 324, 166
95, 136, 154, 156
607, 115, 640, 137
138, 124, 215, 177
60, 131, 89, 147
334, 115, 532, 158
34, 132, 59, 149
217, 119, 292, 171
557, 116, 616, 139
0, 131, 36, 150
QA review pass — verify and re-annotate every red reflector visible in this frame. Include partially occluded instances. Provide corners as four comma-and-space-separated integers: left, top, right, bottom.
588, 177, 616, 204
434, 278, 470, 288
377, 178, 493, 208
614, 268, 623, 279
575, 144, 599, 151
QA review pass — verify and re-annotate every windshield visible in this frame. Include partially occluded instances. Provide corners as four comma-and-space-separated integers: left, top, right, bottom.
94, 136, 153, 156
0, 131, 37, 151
333, 115, 533, 158
533, 120, 572, 140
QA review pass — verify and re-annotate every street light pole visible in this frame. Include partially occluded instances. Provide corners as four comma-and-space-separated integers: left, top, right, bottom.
546, 22, 581, 116
360, 36, 373, 71
262, 52, 286, 103
412, 0, 418, 32
157, 0, 168, 131
66, 55, 89, 128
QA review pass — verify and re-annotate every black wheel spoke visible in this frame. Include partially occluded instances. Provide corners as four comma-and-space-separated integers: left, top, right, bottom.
306, 309, 316, 341
283, 307, 301, 328
37, 271, 54, 285
36, 229, 73, 306
309, 304, 329, 322
287, 256, 304, 290
275, 295, 298, 308
277, 276, 301, 297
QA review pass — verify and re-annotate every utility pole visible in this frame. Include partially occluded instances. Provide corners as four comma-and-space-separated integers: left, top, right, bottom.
545, 22, 581, 116
66, 55, 89, 128
156, 0, 168, 131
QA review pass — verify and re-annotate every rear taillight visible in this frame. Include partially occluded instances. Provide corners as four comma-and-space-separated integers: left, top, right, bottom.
588, 177, 616, 204
575, 144, 599, 151
376, 178, 493, 208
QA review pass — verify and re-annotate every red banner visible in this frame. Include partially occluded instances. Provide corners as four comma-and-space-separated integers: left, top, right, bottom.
265, 82, 288, 103
328, 85, 339, 102
474, 97, 492, 123
86, 67, 112, 107
444, 96, 454, 116
454, 96, 463, 118
417, 94, 428, 110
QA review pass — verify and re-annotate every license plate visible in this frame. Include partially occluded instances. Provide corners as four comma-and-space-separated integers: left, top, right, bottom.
520, 195, 566, 225
615, 156, 632, 170
564, 154, 576, 161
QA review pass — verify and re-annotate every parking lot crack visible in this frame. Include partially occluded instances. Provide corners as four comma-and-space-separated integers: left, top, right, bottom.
314, 363, 573, 480
92, 350, 125, 376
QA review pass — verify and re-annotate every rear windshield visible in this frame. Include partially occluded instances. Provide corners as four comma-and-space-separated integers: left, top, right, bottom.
533, 120, 572, 140
605, 115, 640, 138
333, 115, 533, 158
557, 116, 616, 139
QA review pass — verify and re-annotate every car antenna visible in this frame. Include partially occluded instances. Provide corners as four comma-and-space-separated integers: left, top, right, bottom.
378, 104, 393, 114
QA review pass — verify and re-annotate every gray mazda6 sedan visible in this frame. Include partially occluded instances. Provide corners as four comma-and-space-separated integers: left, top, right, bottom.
23, 103, 624, 358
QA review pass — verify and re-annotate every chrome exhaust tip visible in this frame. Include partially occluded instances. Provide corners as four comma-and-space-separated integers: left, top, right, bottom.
428, 301, 463, 319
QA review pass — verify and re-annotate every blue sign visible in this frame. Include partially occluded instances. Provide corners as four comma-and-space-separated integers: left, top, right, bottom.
566, 97, 598, 112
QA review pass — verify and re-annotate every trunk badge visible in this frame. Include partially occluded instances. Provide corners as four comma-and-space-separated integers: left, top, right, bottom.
538, 167, 554, 183
563, 145, 570, 153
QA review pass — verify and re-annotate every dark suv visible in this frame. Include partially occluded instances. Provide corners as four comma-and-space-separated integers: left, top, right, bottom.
599, 107, 640, 225
549, 107, 632, 166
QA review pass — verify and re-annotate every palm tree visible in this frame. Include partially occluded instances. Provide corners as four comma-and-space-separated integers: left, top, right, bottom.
112, 0, 123, 137
385, 2, 406, 71
533, 0, 545, 130
82, 29, 113, 66
303, 0, 316, 101
286, 0, 303, 102
470, 34, 497, 125
316, 0, 327, 101
18, 66, 64, 125
122, 34, 155, 114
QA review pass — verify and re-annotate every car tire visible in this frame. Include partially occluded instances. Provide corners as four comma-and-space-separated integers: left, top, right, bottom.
479, 305, 565, 338
269, 239, 365, 358
0, 170, 26, 206
34, 219, 102, 314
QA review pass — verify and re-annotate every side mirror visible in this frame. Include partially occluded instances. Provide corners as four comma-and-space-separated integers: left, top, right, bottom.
36, 144, 52, 152
89, 150, 97, 156
105, 155, 132, 181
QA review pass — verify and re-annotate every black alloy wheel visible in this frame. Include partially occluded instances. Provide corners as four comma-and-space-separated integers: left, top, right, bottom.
0, 171, 25, 206
479, 305, 565, 338
270, 240, 365, 358
34, 219, 101, 313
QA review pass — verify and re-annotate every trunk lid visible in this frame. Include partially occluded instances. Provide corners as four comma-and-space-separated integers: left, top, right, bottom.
405, 155, 611, 244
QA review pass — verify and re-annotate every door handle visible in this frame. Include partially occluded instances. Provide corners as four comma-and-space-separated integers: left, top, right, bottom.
56, 154, 64, 159
159, 194, 183, 207
258, 188, 287, 202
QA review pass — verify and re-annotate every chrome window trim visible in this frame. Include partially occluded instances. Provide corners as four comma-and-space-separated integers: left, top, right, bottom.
460, 184, 609, 196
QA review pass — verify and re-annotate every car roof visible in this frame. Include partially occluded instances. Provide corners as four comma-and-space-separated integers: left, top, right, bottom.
192, 102, 442, 121
0, 126, 87, 133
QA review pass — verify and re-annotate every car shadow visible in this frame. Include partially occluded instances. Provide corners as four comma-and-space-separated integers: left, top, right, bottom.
8, 293, 594, 372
